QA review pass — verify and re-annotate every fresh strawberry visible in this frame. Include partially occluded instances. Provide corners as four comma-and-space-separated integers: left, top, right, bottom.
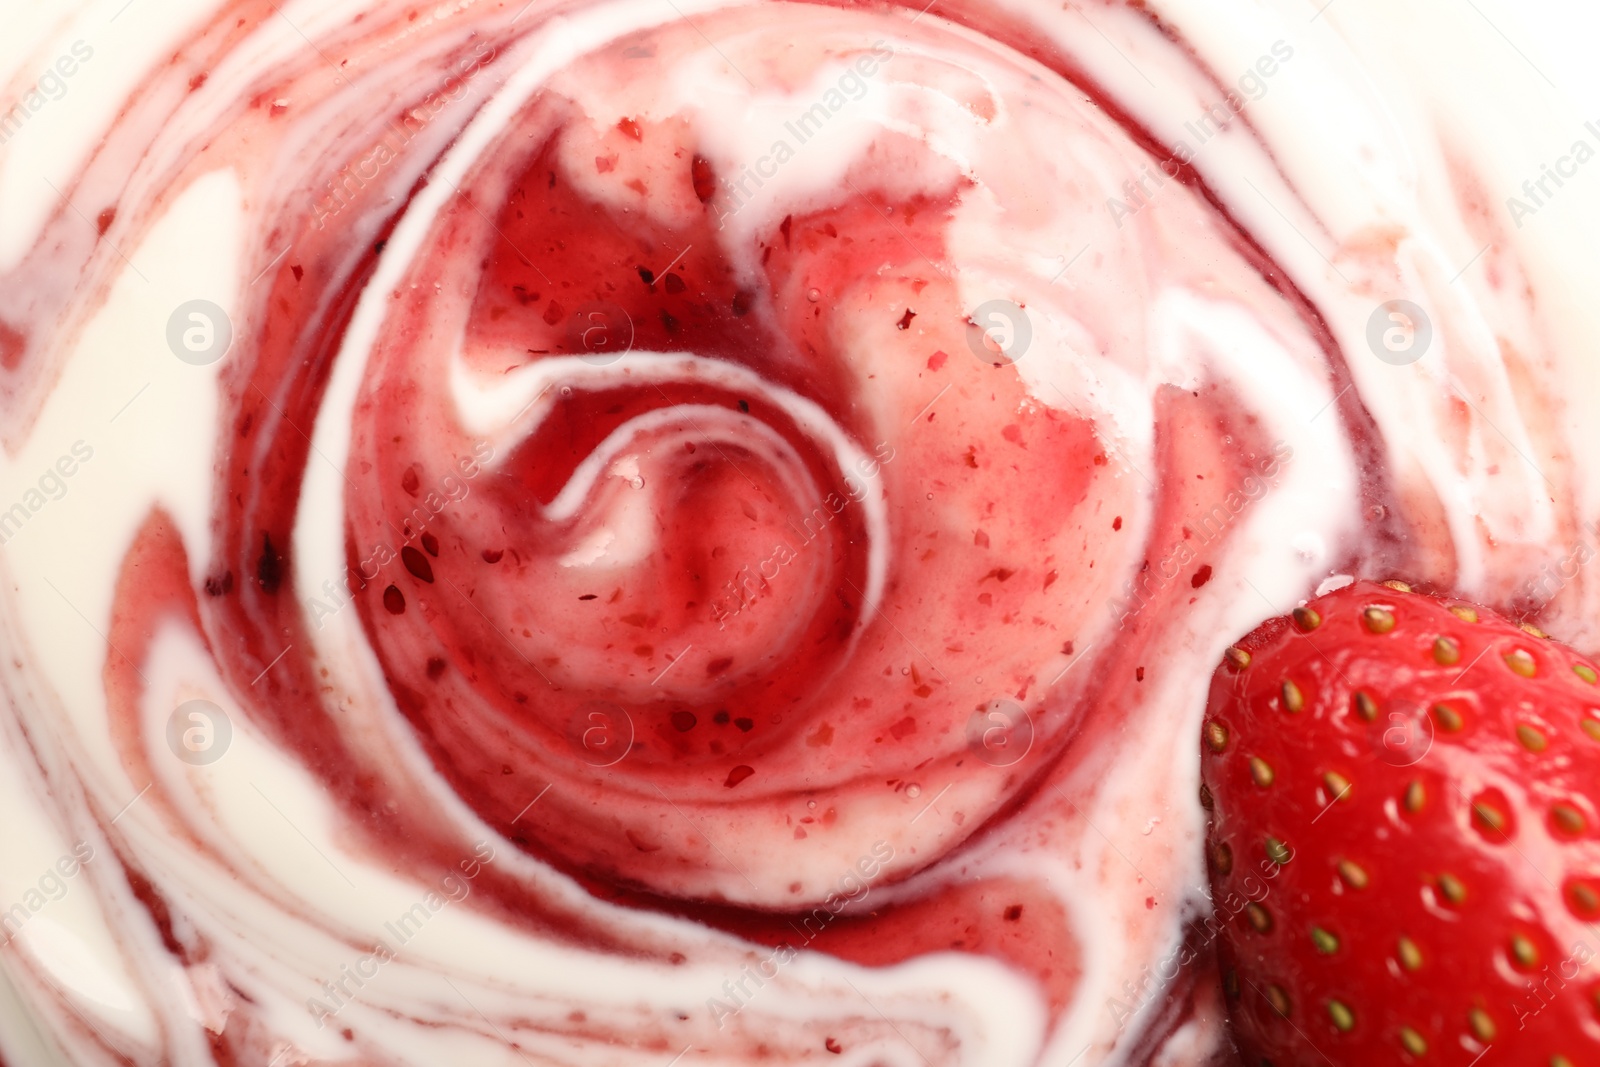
1201, 578, 1600, 1066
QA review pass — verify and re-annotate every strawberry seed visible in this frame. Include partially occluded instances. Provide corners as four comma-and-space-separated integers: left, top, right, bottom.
1437, 873, 1467, 905
1472, 799, 1509, 836
1432, 636, 1460, 665
1505, 648, 1537, 677
1510, 933, 1540, 969
1432, 704, 1464, 732
1338, 859, 1369, 890
1249, 756, 1275, 787
1353, 690, 1377, 721
1363, 606, 1396, 634
1265, 837, 1291, 865
1399, 1026, 1427, 1055
1566, 879, 1600, 918
1551, 802, 1586, 835
1322, 771, 1352, 803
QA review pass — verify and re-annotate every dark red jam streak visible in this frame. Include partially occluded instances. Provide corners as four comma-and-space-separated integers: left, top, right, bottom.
5, 0, 1419, 1062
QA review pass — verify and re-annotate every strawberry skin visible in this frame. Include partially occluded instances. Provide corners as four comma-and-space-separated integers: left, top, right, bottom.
1201, 579, 1600, 1066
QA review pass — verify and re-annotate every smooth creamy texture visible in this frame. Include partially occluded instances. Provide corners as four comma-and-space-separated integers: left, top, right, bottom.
0, 1, 1596, 1065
